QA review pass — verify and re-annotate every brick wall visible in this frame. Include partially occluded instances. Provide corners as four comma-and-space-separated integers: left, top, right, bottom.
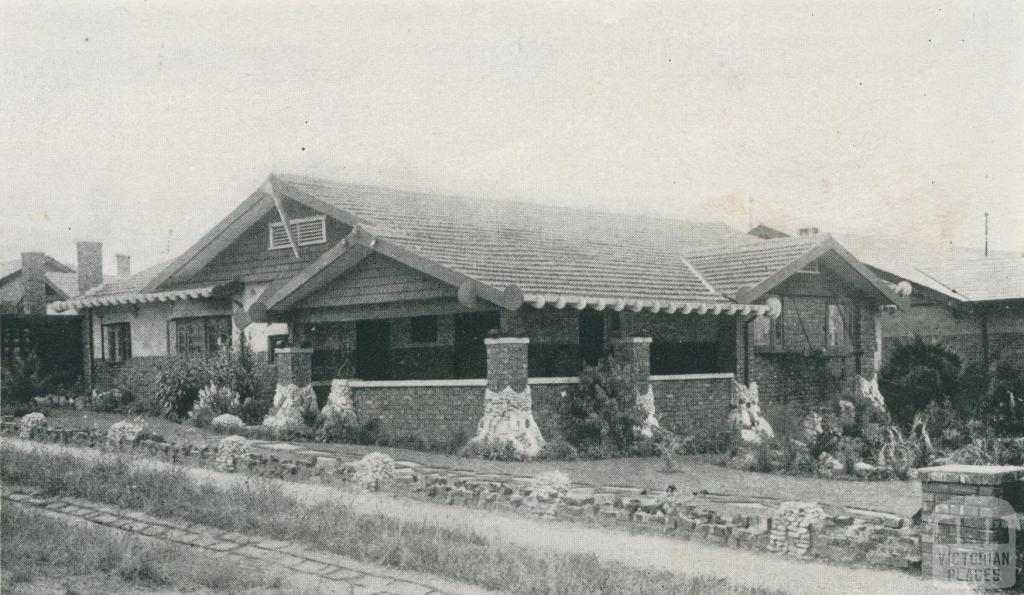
652, 375, 735, 438
350, 383, 484, 444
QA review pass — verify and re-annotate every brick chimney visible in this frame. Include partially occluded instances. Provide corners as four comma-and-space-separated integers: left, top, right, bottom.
116, 254, 131, 278
20, 252, 47, 315
76, 241, 103, 295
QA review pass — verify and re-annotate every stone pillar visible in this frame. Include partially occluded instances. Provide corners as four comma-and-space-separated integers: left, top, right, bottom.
611, 337, 651, 386
466, 337, 544, 458
262, 347, 316, 430
20, 252, 47, 315
486, 337, 529, 392
275, 348, 312, 387
918, 465, 1023, 588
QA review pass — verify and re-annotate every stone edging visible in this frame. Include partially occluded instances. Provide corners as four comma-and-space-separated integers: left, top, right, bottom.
0, 420, 923, 574
2, 486, 487, 595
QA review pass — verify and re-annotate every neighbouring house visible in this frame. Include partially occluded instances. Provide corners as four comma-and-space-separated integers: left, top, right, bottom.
1, 243, 128, 388
749, 224, 1024, 371
54, 175, 905, 445
0, 243, 128, 315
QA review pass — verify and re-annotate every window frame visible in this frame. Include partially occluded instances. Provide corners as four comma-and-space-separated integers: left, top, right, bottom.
101, 322, 132, 363
170, 315, 233, 356
827, 302, 851, 349
751, 295, 785, 351
268, 215, 327, 250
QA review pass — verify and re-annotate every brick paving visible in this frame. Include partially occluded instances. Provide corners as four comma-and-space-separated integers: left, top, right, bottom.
2, 486, 490, 595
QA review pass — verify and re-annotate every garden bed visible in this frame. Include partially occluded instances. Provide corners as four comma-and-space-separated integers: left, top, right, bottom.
43, 408, 921, 516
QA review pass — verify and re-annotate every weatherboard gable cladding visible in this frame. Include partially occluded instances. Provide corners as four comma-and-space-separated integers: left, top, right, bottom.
184, 200, 352, 287
295, 252, 457, 309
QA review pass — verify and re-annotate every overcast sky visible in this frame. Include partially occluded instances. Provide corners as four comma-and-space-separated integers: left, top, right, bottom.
2, 1, 1022, 272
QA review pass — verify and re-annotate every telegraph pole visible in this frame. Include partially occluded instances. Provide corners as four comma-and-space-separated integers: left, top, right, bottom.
985, 212, 989, 257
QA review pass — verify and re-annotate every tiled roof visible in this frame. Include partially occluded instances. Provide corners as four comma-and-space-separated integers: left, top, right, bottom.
685, 236, 823, 297
68, 175, 896, 312
836, 234, 1024, 302
275, 175, 752, 304
83, 261, 175, 297
44, 272, 80, 298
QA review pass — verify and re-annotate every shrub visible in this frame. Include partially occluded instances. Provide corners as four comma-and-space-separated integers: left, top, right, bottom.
90, 387, 134, 413
210, 414, 245, 430
154, 358, 208, 420
560, 356, 646, 456
535, 439, 579, 461
17, 412, 47, 438
353, 452, 395, 491
1, 351, 50, 408
880, 338, 961, 426
188, 383, 241, 427
154, 338, 262, 423
457, 439, 527, 461
314, 415, 381, 445
215, 435, 251, 471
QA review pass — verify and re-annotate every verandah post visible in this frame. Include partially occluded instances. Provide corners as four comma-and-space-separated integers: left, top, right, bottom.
464, 335, 545, 458
611, 336, 659, 437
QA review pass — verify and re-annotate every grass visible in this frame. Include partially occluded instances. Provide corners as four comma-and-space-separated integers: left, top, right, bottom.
46, 409, 922, 515
1, 504, 293, 594
1, 444, 784, 595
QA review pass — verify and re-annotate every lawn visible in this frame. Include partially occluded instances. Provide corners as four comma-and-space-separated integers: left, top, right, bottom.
45, 409, 922, 517
1, 445, 785, 595
1, 505, 293, 594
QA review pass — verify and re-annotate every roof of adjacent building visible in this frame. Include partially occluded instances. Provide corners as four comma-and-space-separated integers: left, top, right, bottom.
55, 175, 903, 312
0, 256, 83, 303
833, 234, 1024, 303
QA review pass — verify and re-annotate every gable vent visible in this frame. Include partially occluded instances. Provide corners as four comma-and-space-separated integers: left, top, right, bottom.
269, 215, 327, 250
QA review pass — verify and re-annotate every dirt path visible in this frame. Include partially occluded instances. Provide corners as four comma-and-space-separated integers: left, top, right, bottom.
4, 439, 968, 595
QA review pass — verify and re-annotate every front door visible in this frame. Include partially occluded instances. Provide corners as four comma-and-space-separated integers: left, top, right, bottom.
355, 319, 391, 380
453, 312, 499, 379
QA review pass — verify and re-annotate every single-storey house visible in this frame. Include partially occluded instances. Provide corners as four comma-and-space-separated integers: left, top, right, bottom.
750, 224, 1024, 371
56, 175, 906, 444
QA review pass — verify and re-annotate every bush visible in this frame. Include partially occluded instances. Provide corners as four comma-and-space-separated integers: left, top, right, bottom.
90, 387, 134, 413
457, 439, 528, 461
353, 452, 395, 491
154, 337, 262, 422
1, 351, 50, 408
880, 338, 961, 426
188, 383, 241, 427
560, 356, 646, 456
210, 414, 245, 430
154, 358, 208, 420
314, 415, 381, 445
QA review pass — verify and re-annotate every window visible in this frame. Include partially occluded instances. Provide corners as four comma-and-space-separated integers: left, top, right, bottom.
102, 323, 131, 362
172, 316, 232, 355
267, 334, 288, 362
752, 295, 784, 349
410, 316, 439, 343
268, 215, 327, 250
828, 304, 848, 348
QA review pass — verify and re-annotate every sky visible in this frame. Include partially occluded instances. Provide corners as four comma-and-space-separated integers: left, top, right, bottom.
2, 1, 1022, 273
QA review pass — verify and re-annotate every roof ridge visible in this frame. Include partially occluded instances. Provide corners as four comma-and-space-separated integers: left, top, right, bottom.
274, 172, 741, 229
